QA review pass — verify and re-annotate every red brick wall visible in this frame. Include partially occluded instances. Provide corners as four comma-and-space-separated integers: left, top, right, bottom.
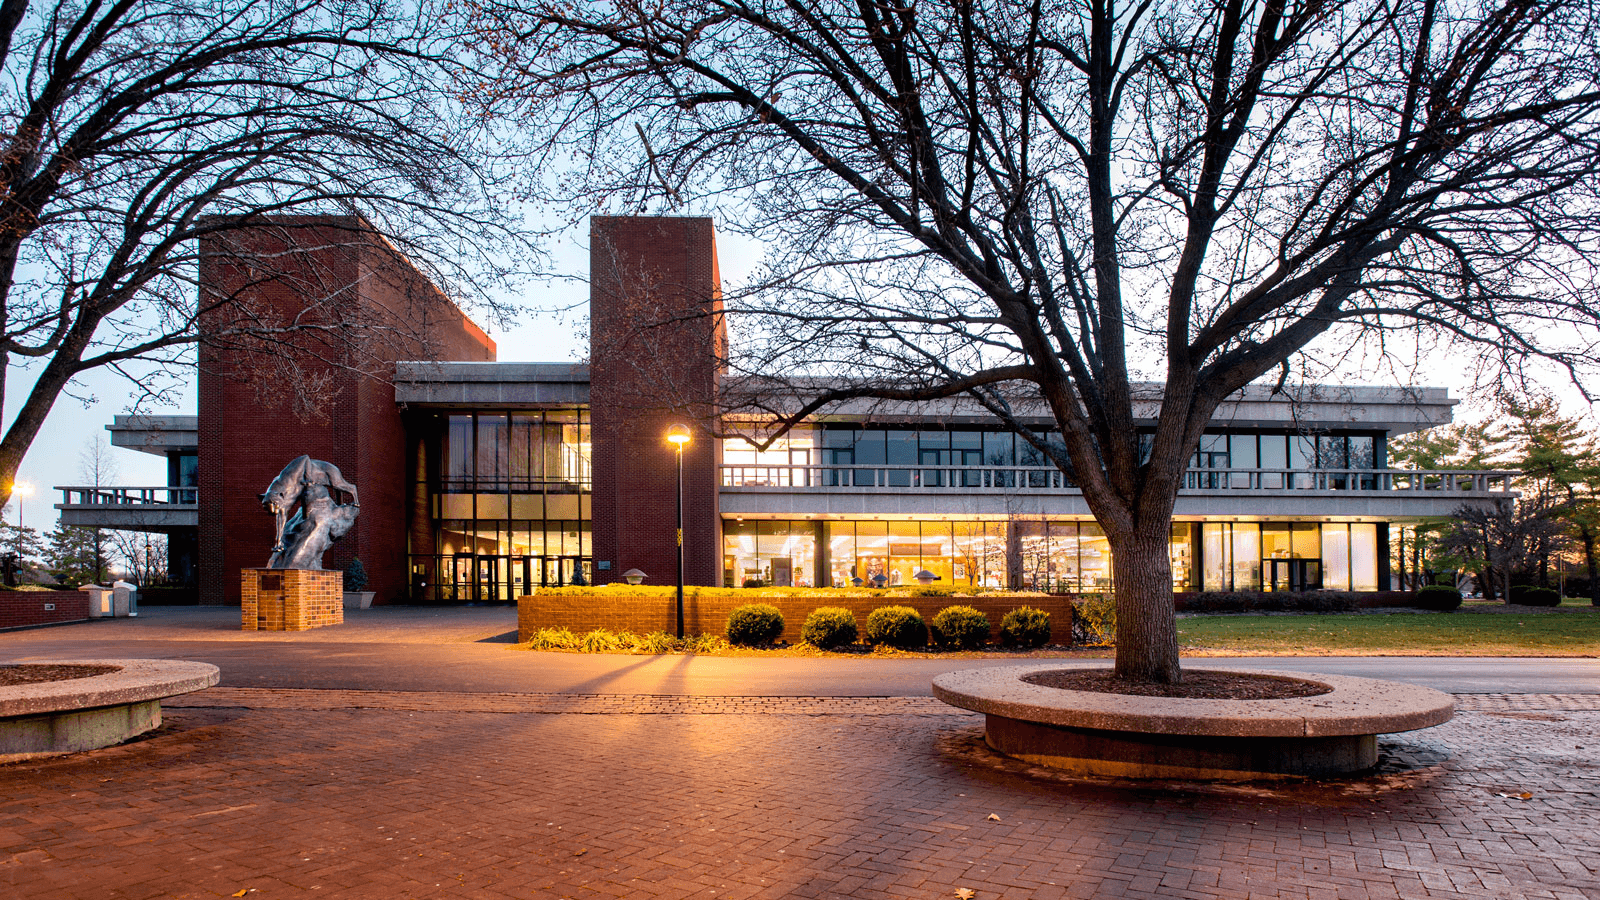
199, 218, 495, 607
0, 591, 90, 630
518, 592, 1077, 646
241, 569, 344, 630
589, 217, 726, 587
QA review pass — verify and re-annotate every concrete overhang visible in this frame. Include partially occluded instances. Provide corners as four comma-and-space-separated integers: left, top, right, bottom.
394, 361, 590, 408
721, 380, 1457, 437
56, 506, 197, 532
106, 416, 198, 456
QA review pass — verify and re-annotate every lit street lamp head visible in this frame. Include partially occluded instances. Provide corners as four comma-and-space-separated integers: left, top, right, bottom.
665, 423, 692, 447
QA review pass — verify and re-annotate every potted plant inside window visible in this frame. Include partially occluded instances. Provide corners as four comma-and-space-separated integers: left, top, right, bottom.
342, 558, 374, 609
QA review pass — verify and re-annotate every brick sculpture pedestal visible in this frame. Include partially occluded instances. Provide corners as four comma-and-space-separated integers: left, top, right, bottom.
240, 569, 344, 631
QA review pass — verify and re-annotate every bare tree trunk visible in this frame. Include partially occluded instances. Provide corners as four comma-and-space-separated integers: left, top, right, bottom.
1394, 527, 1409, 590
1414, 531, 1424, 587
1581, 525, 1599, 607
1108, 525, 1180, 683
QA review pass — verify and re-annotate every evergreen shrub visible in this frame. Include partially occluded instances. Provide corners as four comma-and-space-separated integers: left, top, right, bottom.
726, 603, 785, 645
343, 558, 368, 593
800, 607, 858, 649
1415, 585, 1463, 611
863, 605, 928, 649
929, 605, 990, 650
1000, 607, 1053, 648
1511, 585, 1561, 607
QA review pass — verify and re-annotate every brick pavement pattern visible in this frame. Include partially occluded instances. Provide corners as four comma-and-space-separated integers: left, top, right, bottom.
2, 691, 1597, 899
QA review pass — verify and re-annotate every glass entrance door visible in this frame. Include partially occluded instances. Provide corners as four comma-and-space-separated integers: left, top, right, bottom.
1267, 558, 1322, 592
477, 555, 507, 602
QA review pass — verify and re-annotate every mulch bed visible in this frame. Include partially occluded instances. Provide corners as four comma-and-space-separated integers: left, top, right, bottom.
1022, 668, 1333, 700
0, 664, 120, 686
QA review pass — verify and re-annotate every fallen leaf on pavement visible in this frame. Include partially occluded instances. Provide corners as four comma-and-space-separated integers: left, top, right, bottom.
986, 814, 1001, 822
955, 888, 976, 899
574, 848, 588, 856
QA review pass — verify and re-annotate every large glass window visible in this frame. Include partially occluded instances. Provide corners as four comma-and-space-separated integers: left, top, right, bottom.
1231, 523, 1262, 590
1203, 523, 1229, 591
417, 409, 592, 602
723, 431, 815, 486
1351, 523, 1379, 591
1322, 524, 1351, 591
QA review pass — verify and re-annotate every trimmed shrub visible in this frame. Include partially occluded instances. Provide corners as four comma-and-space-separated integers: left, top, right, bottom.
930, 605, 991, 650
863, 605, 928, 649
343, 558, 369, 593
1510, 585, 1561, 607
726, 603, 785, 646
1186, 591, 1360, 613
1000, 607, 1053, 648
801, 607, 859, 649
1415, 585, 1463, 611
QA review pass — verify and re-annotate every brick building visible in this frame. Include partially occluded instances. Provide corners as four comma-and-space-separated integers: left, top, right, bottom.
195, 218, 494, 605
60, 215, 1515, 604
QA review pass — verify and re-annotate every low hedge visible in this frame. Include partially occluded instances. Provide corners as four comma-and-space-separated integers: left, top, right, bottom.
726, 603, 785, 645
1509, 585, 1561, 607
863, 605, 928, 649
528, 585, 1049, 601
801, 607, 859, 649
929, 605, 990, 650
1000, 607, 1052, 648
1415, 585, 1463, 611
1186, 591, 1361, 613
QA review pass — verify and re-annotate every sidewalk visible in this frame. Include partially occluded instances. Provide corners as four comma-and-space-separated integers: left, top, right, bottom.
2, 608, 1598, 898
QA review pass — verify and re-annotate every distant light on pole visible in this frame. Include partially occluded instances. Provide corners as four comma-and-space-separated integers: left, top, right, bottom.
666, 424, 691, 638
11, 481, 32, 559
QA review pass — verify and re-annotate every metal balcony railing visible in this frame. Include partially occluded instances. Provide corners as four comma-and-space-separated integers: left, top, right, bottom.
56, 485, 199, 507
719, 465, 1517, 495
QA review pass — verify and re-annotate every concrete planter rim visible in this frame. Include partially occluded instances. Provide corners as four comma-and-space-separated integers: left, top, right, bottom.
0, 658, 220, 719
931, 663, 1454, 738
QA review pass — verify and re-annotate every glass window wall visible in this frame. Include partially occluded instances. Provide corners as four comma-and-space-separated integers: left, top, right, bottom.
1197, 521, 1379, 593
415, 409, 592, 603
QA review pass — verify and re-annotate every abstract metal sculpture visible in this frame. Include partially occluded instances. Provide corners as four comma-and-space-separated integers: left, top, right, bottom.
259, 455, 360, 569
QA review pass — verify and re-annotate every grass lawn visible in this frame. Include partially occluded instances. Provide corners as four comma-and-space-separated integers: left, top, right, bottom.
1179, 608, 1600, 657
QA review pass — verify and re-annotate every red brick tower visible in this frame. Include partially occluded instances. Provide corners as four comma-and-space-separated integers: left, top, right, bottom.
197, 218, 495, 606
589, 216, 725, 587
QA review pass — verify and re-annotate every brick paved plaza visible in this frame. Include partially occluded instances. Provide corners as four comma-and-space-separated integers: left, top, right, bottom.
3, 610, 1598, 898
3, 684, 1598, 899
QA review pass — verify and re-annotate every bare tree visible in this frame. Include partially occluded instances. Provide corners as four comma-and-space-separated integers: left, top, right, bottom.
110, 528, 167, 586
475, 0, 1600, 681
76, 437, 118, 583
0, 0, 521, 510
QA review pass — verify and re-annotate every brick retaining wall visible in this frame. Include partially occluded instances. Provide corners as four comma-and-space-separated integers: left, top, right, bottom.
0, 590, 90, 630
518, 592, 1078, 645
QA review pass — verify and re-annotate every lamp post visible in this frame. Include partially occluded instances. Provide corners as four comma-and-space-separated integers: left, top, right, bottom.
11, 481, 32, 559
665, 424, 692, 638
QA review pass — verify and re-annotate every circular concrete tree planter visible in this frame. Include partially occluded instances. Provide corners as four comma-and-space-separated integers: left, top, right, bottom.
0, 659, 220, 763
932, 664, 1454, 780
